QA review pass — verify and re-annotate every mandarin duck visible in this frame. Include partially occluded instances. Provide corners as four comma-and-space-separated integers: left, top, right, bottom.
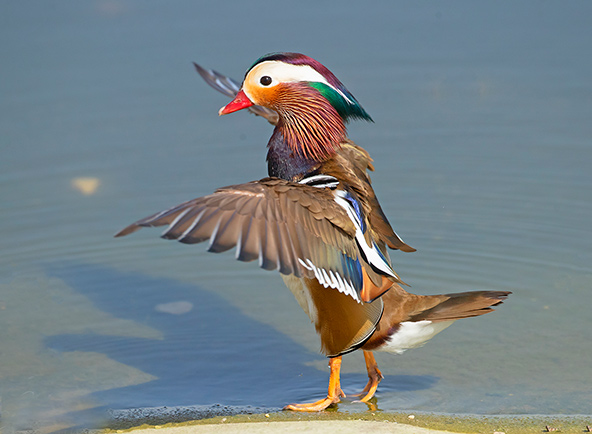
116, 53, 510, 411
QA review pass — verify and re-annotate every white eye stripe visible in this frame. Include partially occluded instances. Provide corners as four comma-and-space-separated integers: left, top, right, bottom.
245, 61, 355, 105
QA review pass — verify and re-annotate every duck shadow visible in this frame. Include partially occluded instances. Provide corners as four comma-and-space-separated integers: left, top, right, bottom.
44, 262, 438, 428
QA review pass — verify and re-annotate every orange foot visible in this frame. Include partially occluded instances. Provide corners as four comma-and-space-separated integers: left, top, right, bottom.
351, 351, 383, 402
284, 356, 345, 412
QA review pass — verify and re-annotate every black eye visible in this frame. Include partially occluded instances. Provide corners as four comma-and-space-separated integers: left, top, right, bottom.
260, 76, 272, 86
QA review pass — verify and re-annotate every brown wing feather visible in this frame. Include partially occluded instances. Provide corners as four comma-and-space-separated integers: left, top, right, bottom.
115, 178, 357, 280
367, 196, 416, 252
323, 140, 416, 253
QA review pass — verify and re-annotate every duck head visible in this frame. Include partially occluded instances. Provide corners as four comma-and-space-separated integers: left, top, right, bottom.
219, 53, 372, 167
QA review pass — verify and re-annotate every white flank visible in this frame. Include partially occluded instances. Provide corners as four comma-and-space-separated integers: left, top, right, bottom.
298, 174, 339, 189
333, 191, 396, 278
379, 320, 455, 355
245, 61, 355, 105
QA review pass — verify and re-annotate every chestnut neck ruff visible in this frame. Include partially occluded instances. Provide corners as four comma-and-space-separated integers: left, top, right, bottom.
270, 83, 346, 163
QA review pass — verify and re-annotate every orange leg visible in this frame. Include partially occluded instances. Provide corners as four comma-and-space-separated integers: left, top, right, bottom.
351, 350, 383, 402
284, 356, 345, 411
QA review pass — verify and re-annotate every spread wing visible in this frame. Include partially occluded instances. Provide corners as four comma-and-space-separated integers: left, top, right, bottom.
116, 177, 387, 302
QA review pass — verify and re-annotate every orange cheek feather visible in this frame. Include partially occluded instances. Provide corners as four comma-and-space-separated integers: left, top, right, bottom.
244, 83, 282, 109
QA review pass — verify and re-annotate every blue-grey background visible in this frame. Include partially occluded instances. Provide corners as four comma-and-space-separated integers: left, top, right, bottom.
1, 1, 591, 431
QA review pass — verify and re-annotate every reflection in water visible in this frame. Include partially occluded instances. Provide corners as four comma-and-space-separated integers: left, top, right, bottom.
17, 263, 434, 430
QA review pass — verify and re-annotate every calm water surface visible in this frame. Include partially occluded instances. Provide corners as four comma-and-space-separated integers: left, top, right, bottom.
1, 1, 591, 431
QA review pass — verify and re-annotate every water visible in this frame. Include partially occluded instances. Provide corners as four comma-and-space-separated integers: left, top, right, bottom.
1, 1, 591, 431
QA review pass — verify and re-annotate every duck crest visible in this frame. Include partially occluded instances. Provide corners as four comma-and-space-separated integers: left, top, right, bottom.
251, 52, 373, 124
245, 53, 373, 178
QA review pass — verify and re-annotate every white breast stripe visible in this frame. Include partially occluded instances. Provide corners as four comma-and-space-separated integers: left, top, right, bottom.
298, 174, 339, 189
298, 258, 361, 303
333, 191, 397, 278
